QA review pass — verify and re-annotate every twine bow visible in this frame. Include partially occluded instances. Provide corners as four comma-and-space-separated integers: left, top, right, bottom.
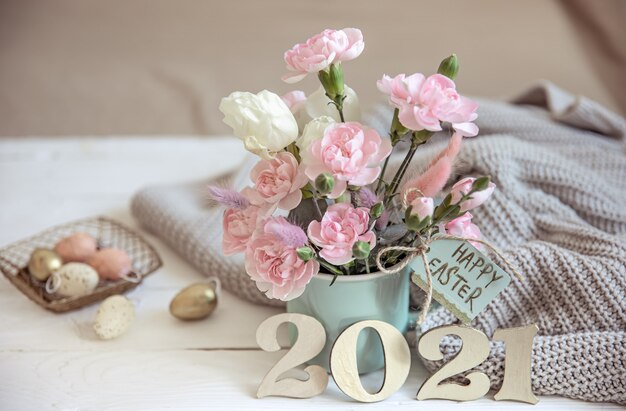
375, 234, 523, 326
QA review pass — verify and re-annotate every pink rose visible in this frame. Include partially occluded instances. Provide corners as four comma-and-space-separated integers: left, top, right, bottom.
307, 203, 376, 265
282, 28, 364, 83
442, 212, 483, 249
222, 205, 263, 255
449, 177, 496, 212
302, 121, 392, 198
243, 152, 308, 210
377, 73, 479, 137
245, 217, 319, 301
409, 197, 434, 219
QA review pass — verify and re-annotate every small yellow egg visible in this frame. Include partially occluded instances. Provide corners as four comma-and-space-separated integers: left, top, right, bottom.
169, 283, 218, 321
28, 248, 63, 281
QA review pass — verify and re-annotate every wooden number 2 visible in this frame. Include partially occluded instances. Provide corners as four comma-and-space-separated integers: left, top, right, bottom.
416, 325, 491, 401
493, 324, 539, 404
256, 313, 328, 398
330, 320, 411, 403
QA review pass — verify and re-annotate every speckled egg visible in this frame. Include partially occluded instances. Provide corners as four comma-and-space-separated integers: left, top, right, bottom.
88, 248, 132, 281
51, 262, 99, 297
54, 232, 98, 263
28, 248, 63, 281
93, 295, 135, 340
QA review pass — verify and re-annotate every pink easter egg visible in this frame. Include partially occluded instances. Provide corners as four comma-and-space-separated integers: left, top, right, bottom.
88, 248, 132, 280
54, 232, 98, 263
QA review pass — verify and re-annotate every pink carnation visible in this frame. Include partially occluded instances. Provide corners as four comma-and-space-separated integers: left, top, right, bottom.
449, 177, 496, 212
243, 152, 308, 210
377, 73, 479, 137
222, 205, 264, 255
281, 90, 307, 114
302, 122, 392, 198
245, 217, 319, 301
282, 28, 364, 83
442, 212, 483, 249
307, 203, 376, 265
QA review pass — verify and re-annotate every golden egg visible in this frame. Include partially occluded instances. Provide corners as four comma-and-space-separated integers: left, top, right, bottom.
28, 248, 63, 281
169, 283, 218, 321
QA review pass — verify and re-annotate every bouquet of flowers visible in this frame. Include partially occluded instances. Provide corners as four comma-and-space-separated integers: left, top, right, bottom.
212, 28, 495, 302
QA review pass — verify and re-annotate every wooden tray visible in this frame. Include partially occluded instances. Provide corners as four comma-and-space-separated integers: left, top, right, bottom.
0, 216, 162, 312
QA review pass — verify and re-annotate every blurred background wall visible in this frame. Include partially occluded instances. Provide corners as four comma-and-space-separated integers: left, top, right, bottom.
0, 0, 624, 137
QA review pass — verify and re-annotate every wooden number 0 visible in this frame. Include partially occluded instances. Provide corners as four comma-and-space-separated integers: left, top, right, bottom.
416, 325, 491, 401
256, 313, 328, 398
330, 320, 411, 403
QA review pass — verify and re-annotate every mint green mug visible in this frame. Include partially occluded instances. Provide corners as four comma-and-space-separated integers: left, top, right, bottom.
286, 265, 417, 374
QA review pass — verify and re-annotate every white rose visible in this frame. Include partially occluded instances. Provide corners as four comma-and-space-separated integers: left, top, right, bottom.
304, 85, 361, 124
296, 116, 335, 153
219, 90, 299, 159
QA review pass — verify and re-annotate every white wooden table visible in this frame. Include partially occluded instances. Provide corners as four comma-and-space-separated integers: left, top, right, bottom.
0, 137, 619, 410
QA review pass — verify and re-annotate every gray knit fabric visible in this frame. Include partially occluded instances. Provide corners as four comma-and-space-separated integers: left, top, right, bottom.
131, 82, 626, 404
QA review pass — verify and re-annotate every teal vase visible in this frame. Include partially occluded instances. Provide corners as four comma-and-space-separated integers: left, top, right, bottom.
286, 266, 417, 374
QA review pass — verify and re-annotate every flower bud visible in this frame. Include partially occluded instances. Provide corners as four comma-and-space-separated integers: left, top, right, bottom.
390, 108, 408, 143
329, 63, 345, 98
296, 247, 315, 262
437, 54, 459, 80
450, 176, 496, 212
352, 240, 370, 259
315, 173, 335, 195
409, 197, 434, 220
370, 202, 384, 219
472, 176, 491, 192
318, 63, 345, 103
406, 197, 434, 232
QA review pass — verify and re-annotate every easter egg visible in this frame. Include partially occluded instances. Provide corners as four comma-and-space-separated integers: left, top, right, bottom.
28, 248, 63, 281
50, 262, 99, 297
94, 295, 135, 340
169, 283, 218, 321
54, 233, 97, 263
88, 248, 132, 281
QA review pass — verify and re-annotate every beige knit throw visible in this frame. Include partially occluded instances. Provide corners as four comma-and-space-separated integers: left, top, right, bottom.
131, 82, 626, 404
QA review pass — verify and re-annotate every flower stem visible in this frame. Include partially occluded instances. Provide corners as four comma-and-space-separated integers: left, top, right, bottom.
384, 143, 418, 206
310, 187, 325, 220
337, 104, 345, 122
384, 130, 432, 206
376, 150, 391, 195
318, 259, 343, 276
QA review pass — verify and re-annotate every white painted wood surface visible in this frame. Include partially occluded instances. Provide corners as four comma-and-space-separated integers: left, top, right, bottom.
0, 137, 620, 410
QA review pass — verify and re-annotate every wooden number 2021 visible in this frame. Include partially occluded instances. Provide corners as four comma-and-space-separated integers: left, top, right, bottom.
256, 314, 537, 404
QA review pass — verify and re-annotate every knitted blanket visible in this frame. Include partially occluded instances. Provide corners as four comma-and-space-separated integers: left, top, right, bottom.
131, 82, 626, 404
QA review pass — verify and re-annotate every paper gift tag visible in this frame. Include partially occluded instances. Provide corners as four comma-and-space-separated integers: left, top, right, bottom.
409, 238, 511, 323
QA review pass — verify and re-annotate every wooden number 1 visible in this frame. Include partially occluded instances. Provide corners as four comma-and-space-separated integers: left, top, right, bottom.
256, 313, 328, 398
416, 325, 491, 401
493, 324, 539, 404
330, 320, 411, 403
